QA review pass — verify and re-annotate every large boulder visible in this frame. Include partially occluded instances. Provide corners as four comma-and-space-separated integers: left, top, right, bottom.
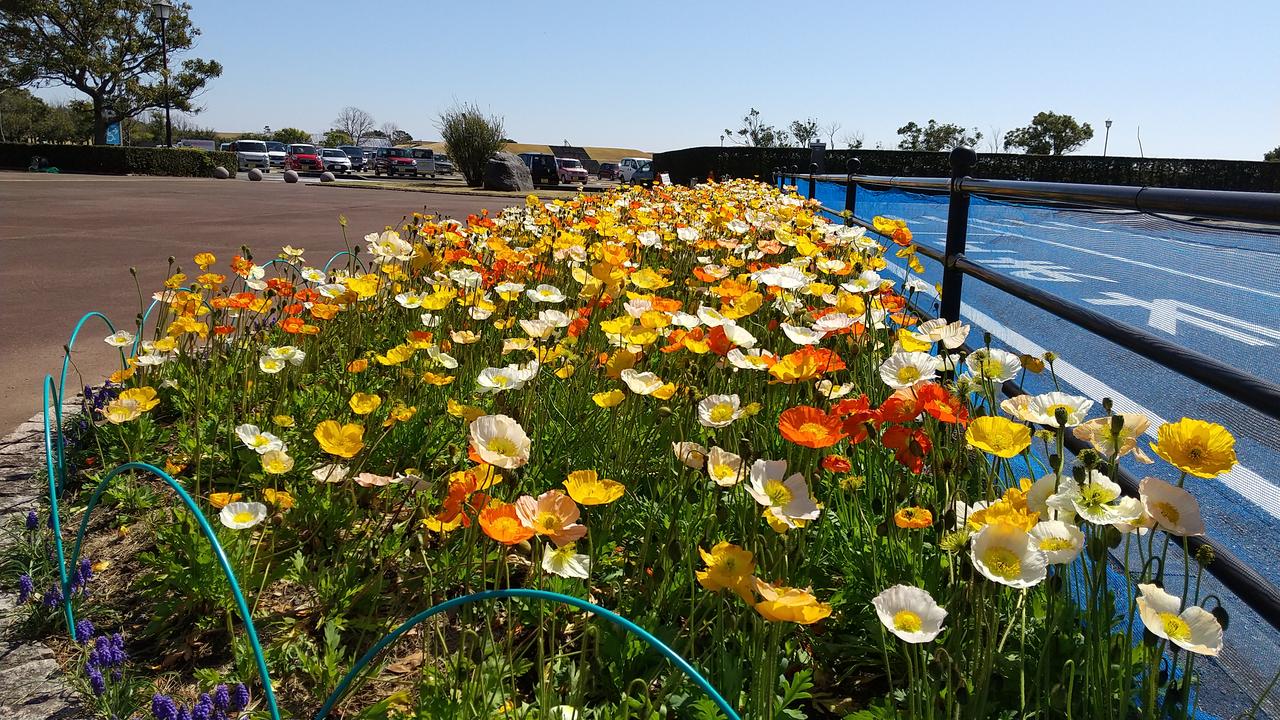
213, 166, 230, 179
320, 171, 336, 183
483, 152, 533, 191
283, 170, 299, 183
247, 168, 263, 181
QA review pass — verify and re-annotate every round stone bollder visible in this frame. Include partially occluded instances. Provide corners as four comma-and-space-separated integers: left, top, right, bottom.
213, 166, 230, 179
283, 170, 300, 184
320, 171, 336, 183
247, 168, 263, 181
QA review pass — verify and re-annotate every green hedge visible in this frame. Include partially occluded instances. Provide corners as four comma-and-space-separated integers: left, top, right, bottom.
0, 142, 237, 177
653, 146, 1280, 193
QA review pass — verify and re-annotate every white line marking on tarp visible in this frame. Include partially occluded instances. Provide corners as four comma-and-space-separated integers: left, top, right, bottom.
965, 219, 1280, 300
883, 262, 1280, 518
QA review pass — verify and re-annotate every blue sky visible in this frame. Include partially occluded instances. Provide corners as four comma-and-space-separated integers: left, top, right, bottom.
36, 0, 1280, 159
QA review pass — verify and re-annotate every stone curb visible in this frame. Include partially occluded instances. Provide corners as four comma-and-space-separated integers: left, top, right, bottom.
0, 406, 81, 719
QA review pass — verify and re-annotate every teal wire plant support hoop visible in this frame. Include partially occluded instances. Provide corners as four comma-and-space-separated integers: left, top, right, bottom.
38, 310, 739, 720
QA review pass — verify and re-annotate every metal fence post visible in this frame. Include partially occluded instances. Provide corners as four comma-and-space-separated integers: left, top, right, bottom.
845, 158, 861, 225
807, 162, 818, 200
940, 147, 978, 324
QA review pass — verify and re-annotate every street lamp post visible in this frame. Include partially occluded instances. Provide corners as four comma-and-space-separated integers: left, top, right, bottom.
151, 0, 173, 148
1103, 119, 1112, 158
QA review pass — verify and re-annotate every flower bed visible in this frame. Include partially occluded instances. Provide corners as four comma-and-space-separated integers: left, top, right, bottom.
10, 180, 1253, 718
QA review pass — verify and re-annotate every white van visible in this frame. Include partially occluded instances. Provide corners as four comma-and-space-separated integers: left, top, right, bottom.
409, 147, 436, 177
619, 157, 649, 183
231, 140, 270, 171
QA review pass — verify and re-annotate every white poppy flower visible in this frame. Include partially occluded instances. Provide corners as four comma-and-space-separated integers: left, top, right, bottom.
312, 463, 350, 483
620, 369, 664, 395
527, 284, 566, 303
970, 523, 1048, 588
1025, 391, 1094, 427
746, 459, 820, 527
1139, 476, 1205, 536
879, 351, 940, 389
235, 424, 284, 454
781, 323, 825, 346
468, 414, 531, 469
1136, 584, 1222, 656
841, 270, 883, 294
872, 585, 947, 643
751, 265, 808, 290
672, 441, 708, 469
542, 544, 591, 579
1028, 521, 1085, 564
697, 394, 742, 428
104, 331, 135, 347
220, 501, 268, 530
965, 348, 1022, 383
706, 446, 745, 487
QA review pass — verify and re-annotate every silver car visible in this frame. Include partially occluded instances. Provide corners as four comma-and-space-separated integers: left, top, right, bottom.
231, 140, 270, 171
321, 148, 353, 174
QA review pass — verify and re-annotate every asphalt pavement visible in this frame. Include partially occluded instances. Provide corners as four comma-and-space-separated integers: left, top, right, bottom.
0, 173, 505, 432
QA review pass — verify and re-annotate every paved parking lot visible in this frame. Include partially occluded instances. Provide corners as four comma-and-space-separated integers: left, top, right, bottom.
0, 173, 505, 430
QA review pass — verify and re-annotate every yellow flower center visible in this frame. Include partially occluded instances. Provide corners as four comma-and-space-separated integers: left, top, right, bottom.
764, 480, 793, 507
1039, 538, 1075, 552
980, 358, 1003, 377
1046, 403, 1072, 421
1078, 484, 1115, 509
982, 547, 1022, 580
233, 511, 254, 524
892, 610, 922, 633
798, 422, 827, 437
1185, 445, 1204, 461
534, 511, 561, 533
1153, 501, 1180, 524
896, 366, 921, 384
709, 403, 736, 423
1159, 612, 1191, 642
487, 438, 518, 456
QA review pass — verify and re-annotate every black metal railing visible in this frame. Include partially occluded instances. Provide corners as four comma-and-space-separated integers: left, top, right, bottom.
777, 151, 1280, 631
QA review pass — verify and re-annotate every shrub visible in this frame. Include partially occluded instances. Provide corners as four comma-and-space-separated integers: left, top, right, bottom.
0, 142, 236, 177
437, 103, 506, 187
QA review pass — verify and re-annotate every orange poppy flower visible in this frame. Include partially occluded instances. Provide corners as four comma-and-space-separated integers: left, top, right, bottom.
479, 503, 535, 545
705, 326, 735, 356
894, 506, 933, 529
881, 426, 932, 474
915, 383, 969, 425
779, 406, 847, 449
279, 317, 306, 334
769, 346, 846, 384
821, 454, 852, 473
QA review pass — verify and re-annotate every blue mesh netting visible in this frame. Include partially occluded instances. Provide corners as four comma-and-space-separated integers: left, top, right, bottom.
792, 177, 1280, 718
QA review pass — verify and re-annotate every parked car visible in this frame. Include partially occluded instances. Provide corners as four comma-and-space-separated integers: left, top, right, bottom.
596, 162, 620, 180
433, 152, 455, 174
338, 145, 367, 172
372, 147, 418, 177
219, 142, 230, 152
409, 147, 437, 177
518, 153, 560, 185
321, 148, 353, 174
230, 140, 270, 171
285, 144, 323, 173
629, 161, 655, 186
556, 158, 589, 184
264, 141, 288, 167
619, 157, 649, 183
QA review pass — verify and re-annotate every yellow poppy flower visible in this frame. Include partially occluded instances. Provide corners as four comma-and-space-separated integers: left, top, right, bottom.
314, 420, 365, 458
1150, 418, 1237, 479
965, 416, 1032, 458
348, 392, 382, 415
563, 470, 625, 505
593, 390, 625, 408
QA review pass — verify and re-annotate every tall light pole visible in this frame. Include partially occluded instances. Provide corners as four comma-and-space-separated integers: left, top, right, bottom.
151, 0, 173, 147
1103, 119, 1112, 157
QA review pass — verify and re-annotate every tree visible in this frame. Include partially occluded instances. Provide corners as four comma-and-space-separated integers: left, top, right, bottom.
273, 127, 310, 144
1003, 112, 1094, 155
724, 108, 779, 147
323, 129, 353, 147
333, 106, 375, 146
789, 118, 820, 147
1, 0, 223, 144
842, 131, 865, 149
1265, 146, 1280, 162
437, 102, 506, 187
896, 120, 982, 151
822, 121, 842, 148
389, 129, 413, 145
0, 88, 88, 143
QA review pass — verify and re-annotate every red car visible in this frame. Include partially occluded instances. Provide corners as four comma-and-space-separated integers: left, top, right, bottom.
372, 147, 419, 177
285, 144, 323, 173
